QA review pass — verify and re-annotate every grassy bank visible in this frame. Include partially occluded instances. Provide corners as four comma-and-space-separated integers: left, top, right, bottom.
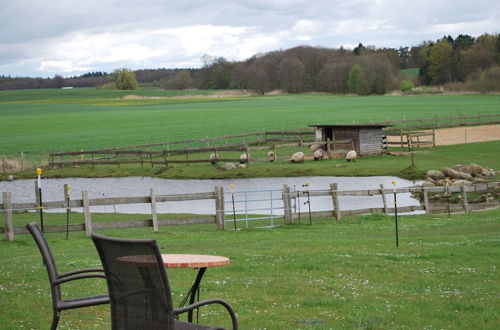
1, 209, 499, 329
3, 140, 499, 181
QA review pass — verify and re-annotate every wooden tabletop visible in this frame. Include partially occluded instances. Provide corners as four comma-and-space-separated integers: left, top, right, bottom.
117, 254, 229, 268
161, 254, 229, 268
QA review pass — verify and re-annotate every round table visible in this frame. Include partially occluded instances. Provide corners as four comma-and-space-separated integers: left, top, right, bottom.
162, 254, 229, 323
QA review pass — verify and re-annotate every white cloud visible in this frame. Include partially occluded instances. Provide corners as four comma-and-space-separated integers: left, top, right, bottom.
38, 60, 89, 73
290, 19, 324, 41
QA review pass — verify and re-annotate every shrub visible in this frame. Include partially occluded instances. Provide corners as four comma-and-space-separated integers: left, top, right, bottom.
470, 65, 500, 92
111, 68, 138, 90
400, 80, 414, 92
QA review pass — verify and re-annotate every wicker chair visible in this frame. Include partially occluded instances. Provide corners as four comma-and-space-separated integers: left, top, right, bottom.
91, 233, 238, 330
25, 222, 109, 330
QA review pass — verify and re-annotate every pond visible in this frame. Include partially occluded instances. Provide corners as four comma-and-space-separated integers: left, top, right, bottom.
0, 176, 422, 215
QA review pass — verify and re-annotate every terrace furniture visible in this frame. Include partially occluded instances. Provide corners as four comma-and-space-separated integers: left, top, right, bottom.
25, 222, 109, 330
91, 233, 238, 329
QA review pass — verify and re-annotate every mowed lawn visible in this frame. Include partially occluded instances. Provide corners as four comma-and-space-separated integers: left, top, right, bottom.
0, 88, 499, 156
1, 210, 499, 329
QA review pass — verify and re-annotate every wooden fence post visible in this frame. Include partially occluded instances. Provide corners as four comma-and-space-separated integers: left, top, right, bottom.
380, 184, 388, 215
20, 152, 25, 172
282, 184, 293, 225
423, 187, 430, 214
150, 188, 159, 232
215, 186, 226, 230
461, 185, 469, 213
82, 191, 92, 236
3, 192, 14, 242
326, 138, 332, 156
407, 133, 413, 151
330, 183, 341, 221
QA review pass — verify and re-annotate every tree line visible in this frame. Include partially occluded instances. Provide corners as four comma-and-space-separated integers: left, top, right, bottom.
1, 33, 498, 93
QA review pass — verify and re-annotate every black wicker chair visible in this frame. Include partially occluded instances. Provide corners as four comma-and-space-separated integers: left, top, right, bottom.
25, 222, 109, 330
91, 233, 238, 330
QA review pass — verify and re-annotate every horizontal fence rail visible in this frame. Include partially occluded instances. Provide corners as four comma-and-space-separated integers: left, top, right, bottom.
2, 181, 499, 241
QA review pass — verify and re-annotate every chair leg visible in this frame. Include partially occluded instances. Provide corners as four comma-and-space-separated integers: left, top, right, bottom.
51, 311, 60, 330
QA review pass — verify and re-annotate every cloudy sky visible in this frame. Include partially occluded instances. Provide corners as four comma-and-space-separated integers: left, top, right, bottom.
1, 0, 498, 77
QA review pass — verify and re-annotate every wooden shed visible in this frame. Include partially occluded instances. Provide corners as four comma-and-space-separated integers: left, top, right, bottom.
309, 124, 390, 156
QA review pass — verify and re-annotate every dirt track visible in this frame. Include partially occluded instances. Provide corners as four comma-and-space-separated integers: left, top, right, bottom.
388, 124, 500, 146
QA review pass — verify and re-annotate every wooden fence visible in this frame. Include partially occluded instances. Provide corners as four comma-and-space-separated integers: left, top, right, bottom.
377, 112, 500, 131
48, 130, 316, 167
385, 130, 436, 150
2, 181, 498, 241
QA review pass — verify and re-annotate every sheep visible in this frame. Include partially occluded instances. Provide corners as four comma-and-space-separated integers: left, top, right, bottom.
209, 152, 219, 165
267, 151, 276, 162
239, 153, 249, 164
290, 151, 305, 164
346, 150, 357, 162
220, 163, 236, 170
313, 149, 325, 161
309, 144, 322, 153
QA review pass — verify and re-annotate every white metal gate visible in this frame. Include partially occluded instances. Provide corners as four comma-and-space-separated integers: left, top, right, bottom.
224, 189, 284, 229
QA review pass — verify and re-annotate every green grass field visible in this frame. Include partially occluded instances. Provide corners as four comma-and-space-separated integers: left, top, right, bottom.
1, 88, 499, 156
1, 210, 499, 329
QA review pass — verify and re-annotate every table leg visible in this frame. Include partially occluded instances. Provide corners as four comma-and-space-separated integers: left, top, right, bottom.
178, 267, 207, 323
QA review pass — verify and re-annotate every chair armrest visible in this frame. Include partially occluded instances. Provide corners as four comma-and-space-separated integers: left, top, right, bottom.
59, 268, 105, 278
53, 273, 106, 285
174, 298, 238, 330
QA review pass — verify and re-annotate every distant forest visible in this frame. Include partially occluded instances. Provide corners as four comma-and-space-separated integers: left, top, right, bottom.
1, 33, 499, 94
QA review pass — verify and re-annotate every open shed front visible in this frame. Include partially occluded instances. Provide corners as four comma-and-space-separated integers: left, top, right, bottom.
310, 124, 389, 156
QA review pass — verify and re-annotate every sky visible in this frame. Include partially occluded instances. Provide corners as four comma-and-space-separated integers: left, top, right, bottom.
0, 0, 498, 78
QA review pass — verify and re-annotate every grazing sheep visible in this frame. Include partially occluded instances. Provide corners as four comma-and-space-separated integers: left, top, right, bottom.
209, 152, 219, 165
309, 144, 322, 153
267, 151, 276, 162
346, 150, 357, 162
313, 149, 325, 161
290, 151, 305, 164
239, 153, 249, 164
221, 163, 236, 170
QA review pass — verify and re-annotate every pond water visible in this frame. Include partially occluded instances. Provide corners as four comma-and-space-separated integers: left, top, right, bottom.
0, 176, 422, 215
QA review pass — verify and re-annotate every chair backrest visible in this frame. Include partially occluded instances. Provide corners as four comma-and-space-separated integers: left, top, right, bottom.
26, 221, 63, 314
91, 233, 175, 330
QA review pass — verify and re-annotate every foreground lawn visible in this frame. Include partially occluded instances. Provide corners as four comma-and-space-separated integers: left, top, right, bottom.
1, 209, 499, 329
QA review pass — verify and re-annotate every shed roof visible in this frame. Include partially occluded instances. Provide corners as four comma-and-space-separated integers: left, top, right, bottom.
308, 124, 391, 128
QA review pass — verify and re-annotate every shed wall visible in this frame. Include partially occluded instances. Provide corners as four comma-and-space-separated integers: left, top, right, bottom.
359, 128, 383, 155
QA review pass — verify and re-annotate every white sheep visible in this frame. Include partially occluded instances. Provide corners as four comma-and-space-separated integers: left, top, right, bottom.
267, 151, 276, 162
239, 153, 249, 164
309, 144, 322, 153
290, 151, 305, 164
346, 150, 357, 162
313, 149, 325, 161
209, 152, 219, 165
